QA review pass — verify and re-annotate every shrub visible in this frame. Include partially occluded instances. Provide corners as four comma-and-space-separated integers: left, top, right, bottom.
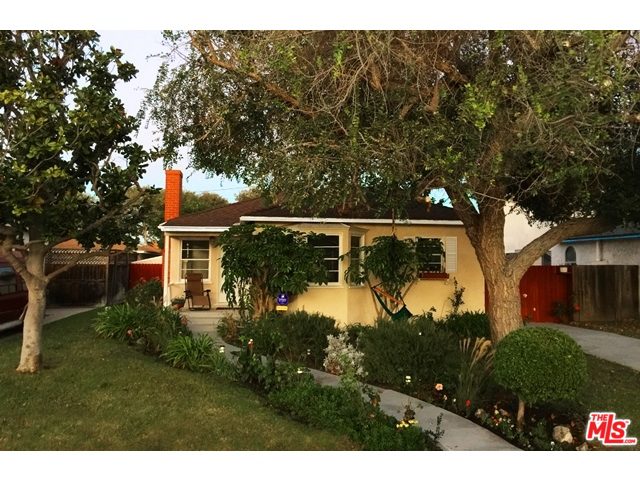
95, 303, 189, 355
493, 327, 588, 427
358, 314, 459, 391
441, 311, 491, 339
323, 332, 366, 390
125, 278, 163, 306
268, 378, 440, 450
455, 337, 494, 415
241, 311, 339, 368
162, 334, 237, 379
217, 313, 242, 344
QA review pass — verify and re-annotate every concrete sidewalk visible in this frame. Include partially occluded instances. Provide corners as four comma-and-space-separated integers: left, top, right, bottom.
530, 323, 640, 372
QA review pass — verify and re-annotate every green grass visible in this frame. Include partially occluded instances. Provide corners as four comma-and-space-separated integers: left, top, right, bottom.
582, 354, 640, 450
0, 309, 357, 450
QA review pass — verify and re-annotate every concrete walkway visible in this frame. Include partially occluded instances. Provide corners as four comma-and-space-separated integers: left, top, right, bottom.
530, 323, 640, 372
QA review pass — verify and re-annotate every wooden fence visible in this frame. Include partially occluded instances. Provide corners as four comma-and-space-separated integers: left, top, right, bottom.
128, 263, 163, 289
519, 266, 573, 323
572, 265, 639, 322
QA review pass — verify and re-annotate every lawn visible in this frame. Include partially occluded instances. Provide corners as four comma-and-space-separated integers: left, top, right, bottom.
582, 354, 640, 450
0, 309, 357, 450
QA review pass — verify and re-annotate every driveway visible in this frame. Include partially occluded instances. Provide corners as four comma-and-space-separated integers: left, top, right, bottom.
530, 322, 640, 372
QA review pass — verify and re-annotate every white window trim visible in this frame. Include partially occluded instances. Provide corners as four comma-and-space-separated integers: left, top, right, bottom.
308, 233, 343, 287
180, 238, 212, 282
402, 235, 458, 274
348, 233, 366, 288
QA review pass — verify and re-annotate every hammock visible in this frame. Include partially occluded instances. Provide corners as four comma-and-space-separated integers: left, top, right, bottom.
371, 284, 413, 322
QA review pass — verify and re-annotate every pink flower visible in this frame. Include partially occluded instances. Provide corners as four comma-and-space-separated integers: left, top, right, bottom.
126, 329, 133, 337
435, 383, 443, 391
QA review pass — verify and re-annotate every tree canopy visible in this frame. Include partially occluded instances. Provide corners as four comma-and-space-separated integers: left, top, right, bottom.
0, 30, 151, 372
145, 30, 640, 340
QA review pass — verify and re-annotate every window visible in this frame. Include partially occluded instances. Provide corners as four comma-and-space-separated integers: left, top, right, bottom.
0, 266, 26, 296
565, 246, 576, 265
417, 237, 446, 274
181, 239, 210, 279
309, 235, 340, 283
349, 235, 364, 285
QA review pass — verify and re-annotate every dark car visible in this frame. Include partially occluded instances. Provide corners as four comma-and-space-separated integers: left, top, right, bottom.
0, 256, 28, 331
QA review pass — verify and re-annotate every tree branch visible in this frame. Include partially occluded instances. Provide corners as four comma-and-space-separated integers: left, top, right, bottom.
189, 32, 316, 117
0, 235, 31, 283
509, 216, 615, 278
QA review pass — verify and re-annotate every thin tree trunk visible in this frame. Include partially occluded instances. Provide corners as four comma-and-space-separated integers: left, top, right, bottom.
516, 396, 526, 430
17, 279, 47, 373
16, 244, 48, 373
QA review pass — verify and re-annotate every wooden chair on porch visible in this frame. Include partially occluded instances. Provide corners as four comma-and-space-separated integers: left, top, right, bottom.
184, 273, 211, 311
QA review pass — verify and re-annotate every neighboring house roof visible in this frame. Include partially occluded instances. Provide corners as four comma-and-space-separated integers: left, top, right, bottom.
52, 239, 161, 254
161, 198, 460, 231
562, 227, 640, 244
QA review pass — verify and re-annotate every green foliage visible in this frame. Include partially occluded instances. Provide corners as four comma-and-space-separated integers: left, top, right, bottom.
242, 311, 339, 368
448, 278, 466, 314
343, 235, 442, 300
493, 327, 588, 405
161, 334, 236, 379
95, 303, 189, 355
218, 224, 328, 317
455, 337, 494, 415
358, 314, 459, 390
0, 31, 151, 250
268, 378, 441, 450
441, 311, 492, 340
125, 278, 163, 306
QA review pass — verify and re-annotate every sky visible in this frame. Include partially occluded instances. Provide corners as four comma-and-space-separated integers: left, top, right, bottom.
97, 30, 248, 201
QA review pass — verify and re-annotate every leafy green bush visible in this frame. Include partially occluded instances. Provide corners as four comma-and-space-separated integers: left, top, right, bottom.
241, 311, 339, 368
95, 303, 189, 355
125, 278, 163, 306
358, 314, 459, 391
441, 311, 491, 339
493, 327, 587, 405
162, 334, 237, 379
268, 378, 440, 450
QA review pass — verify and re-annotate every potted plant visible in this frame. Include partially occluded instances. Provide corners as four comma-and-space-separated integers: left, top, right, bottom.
171, 297, 186, 310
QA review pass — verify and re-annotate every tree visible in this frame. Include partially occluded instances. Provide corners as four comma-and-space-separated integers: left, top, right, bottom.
235, 187, 263, 202
217, 224, 328, 318
136, 188, 228, 245
0, 31, 151, 373
145, 31, 640, 342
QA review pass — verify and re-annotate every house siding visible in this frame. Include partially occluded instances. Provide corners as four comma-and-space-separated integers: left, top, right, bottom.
163, 222, 485, 325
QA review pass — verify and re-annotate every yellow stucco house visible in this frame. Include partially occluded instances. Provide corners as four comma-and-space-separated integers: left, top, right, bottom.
159, 172, 485, 326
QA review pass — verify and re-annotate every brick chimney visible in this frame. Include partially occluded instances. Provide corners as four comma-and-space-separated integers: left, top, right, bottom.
164, 170, 183, 221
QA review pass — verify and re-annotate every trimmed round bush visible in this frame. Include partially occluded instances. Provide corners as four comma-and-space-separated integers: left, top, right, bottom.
493, 327, 587, 404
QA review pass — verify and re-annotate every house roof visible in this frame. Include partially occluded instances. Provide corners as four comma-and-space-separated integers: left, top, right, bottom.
562, 227, 640, 244
161, 197, 459, 230
52, 240, 161, 254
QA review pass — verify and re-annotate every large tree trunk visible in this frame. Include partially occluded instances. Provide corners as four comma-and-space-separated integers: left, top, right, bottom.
448, 188, 615, 344
16, 245, 48, 373
466, 200, 524, 343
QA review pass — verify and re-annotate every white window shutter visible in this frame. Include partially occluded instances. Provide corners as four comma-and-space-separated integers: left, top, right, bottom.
445, 236, 457, 273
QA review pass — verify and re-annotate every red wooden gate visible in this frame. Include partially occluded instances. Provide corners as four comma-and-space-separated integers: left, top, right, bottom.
519, 266, 572, 323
